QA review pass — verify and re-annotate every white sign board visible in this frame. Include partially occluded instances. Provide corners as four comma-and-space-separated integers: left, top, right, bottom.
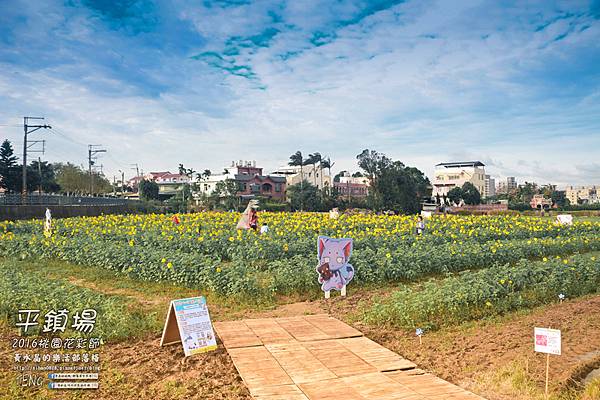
421, 211, 432, 219
556, 214, 573, 226
160, 296, 217, 356
534, 327, 561, 355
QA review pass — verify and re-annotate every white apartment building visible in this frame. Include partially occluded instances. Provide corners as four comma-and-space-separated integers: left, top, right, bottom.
566, 185, 599, 205
338, 172, 370, 186
196, 161, 260, 195
432, 161, 486, 197
496, 177, 518, 195
484, 175, 496, 198
271, 165, 332, 191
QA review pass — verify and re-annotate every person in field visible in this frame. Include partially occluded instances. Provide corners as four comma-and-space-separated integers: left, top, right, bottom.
249, 208, 258, 231
237, 199, 259, 230
416, 215, 425, 235
260, 223, 269, 234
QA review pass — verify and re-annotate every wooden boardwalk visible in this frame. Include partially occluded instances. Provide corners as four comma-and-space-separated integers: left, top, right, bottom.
214, 315, 485, 400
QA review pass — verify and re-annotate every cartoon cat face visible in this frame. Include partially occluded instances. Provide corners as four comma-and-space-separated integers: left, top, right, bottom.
317, 236, 352, 271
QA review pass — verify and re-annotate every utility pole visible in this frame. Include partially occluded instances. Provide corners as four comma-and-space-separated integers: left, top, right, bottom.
22, 117, 51, 200
130, 164, 140, 192
119, 169, 125, 197
130, 163, 139, 178
88, 145, 106, 195
38, 157, 42, 196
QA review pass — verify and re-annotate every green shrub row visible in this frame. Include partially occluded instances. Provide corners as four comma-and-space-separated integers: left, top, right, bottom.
364, 253, 600, 330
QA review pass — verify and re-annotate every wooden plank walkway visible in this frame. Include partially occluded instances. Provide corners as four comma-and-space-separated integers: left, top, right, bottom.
213, 315, 486, 400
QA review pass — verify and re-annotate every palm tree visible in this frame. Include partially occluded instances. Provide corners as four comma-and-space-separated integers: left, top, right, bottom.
289, 151, 305, 210
320, 156, 334, 194
288, 151, 304, 190
321, 157, 334, 177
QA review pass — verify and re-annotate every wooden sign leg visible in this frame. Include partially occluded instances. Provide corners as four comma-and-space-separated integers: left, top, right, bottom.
545, 353, 550, 400
324, 290, 330, 299
341, 285, 347, 297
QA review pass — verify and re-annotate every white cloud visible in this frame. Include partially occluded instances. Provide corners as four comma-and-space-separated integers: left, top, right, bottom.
0, 0, 598, 186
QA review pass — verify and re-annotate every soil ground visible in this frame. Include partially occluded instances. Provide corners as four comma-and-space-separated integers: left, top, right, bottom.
1, 263, 599, 400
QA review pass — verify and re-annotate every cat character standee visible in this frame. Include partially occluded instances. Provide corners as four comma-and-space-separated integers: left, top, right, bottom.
316, 236, 355, 299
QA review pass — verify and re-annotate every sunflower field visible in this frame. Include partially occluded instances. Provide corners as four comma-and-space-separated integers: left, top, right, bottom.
1, 212, 600, 305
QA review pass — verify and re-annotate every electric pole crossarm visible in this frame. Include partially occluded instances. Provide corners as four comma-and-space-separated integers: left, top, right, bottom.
88, 145, 107, 195
22, 117, 51, 199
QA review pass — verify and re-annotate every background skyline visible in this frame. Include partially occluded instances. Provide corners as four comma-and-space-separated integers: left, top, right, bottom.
1, 0, 599, 186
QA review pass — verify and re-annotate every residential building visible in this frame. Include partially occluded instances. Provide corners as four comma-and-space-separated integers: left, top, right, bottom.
331, 171, 370, 199
126, 175, 144, 190
496, 177, 518, 195
334, 181, 369, 198
271, 164, 332, 191
197, 161, 286, 201
145, 171, 171, 181
432, 161, 486, 197
566, 185, 599, 205
338, 174, 370, 186
155, 173, 191, 196
484, 175, 496, 198
235, 174, 286, 200
530, 194, 552, 210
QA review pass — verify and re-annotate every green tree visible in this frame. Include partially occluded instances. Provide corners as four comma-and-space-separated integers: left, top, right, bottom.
447, 187, 464, 206
90, 172, 112, 195
55, 163, 110, 195
211, 179, 239, 210
516, 182, 538, 203
27, 160, 60, 193
321, 157, 334, 178
333, 170, 347, 183
461, 182, 481, 205
356, 149, 430, 213
551, 190, 569, 208
139, 179, 160, 200
288, 151, 305, 208
55, 163, 89, 195
0, 139, 20, 192
356, 149, 384, 185
287, 181, 322, 211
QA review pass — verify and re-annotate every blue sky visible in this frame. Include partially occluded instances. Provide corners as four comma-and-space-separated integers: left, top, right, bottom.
0, 0, 599, 186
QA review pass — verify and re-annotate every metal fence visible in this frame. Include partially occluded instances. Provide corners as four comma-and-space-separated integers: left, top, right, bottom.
0, 194, 139, 206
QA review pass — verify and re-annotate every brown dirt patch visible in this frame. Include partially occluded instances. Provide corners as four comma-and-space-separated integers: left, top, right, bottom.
0, 326, 250, 400
351, 295, 600, 399
3, 291, 599, 399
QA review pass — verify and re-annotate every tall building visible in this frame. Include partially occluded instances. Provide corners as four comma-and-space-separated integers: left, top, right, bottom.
484, 175, 496, 198
496, 177, 518, 195
432, 161, 486, 197
507, 177, 517, 191
566, 185, 599, 205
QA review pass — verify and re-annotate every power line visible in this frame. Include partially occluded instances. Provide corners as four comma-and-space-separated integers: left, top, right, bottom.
88, 144, 106, 194
49, 126, 88, 147
22, 117, 51, 199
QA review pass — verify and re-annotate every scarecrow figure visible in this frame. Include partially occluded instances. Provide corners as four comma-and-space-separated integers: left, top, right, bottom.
43, 208, 52, 237
236, 199, 259, 231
